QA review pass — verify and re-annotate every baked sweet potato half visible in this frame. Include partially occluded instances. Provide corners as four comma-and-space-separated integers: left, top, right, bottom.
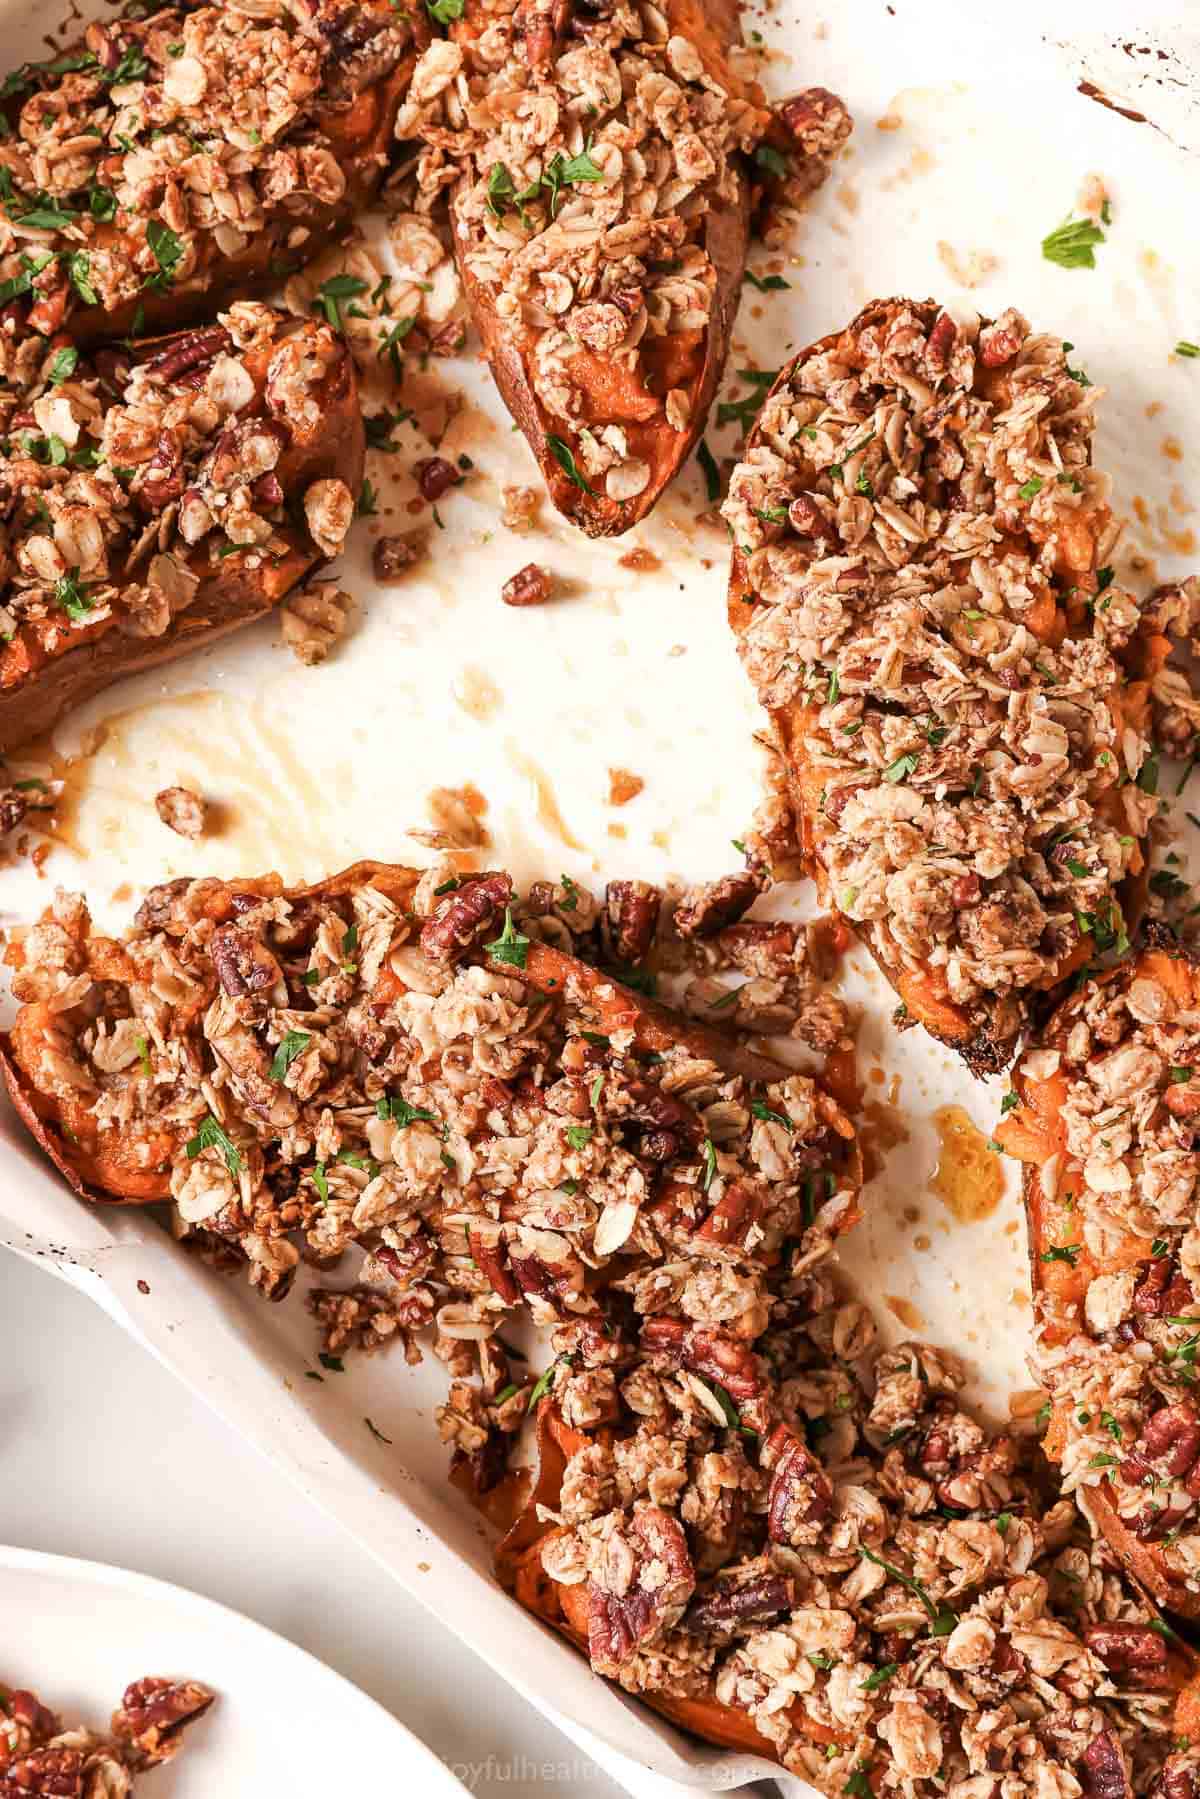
393, 0, 769, 535
2, 863, 860, 1313
0, 305, 362, 752
724, 297, 1156, 1075
998, 928, 1200, 1617
493, 1288, 1200, 1789
0, 0, 427, 348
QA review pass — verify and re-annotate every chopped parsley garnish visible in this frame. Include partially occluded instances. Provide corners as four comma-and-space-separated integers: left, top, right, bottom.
48, 346, 78, 386
882, 751, 919, 784
66, 250, 98, 305
377, 316, 416, 377
484, 906, 531, 968
528, 1358, 566, 1406
311, 1162, 329, 1204
751, 1100, 793, 1131
377, 1095, 438, 1129
861, 1664, 898, 1692
1088, 1452, 1119, 1469
53, 568, 94, 621
144, 220, 183, 291
843, 1766, 873, 1798
1018, 476, 1044, 500
1042, 216, 1106, 270
744, 269, 790, 291
1000, 1091, 1020, 1115
1169, 1066, 1193, 1084
701, 1137, 718, 1191
754, 503, 788, 524
134, 1034, 152, 1078
13, 201, 75, 230
540, 143, 605, 215
546, 434, 595, 495
364, 408, 413, 451
315, 272, 369, 332
859, 1546, 956, 1635
268, 1030, 311, 1082
566, 1124, 593, 1151
995, 1511, 1012, 1536
356, 478, 378, 517
185, 1114, 242, 1177
754, 143, 790, 179
426, 0, 464, 21
318, 1353, 345, 1372
1177, 341, 1200, 359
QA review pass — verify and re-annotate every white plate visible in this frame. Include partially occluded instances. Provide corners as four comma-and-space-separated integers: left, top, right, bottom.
0, 1546, 467, 1797
2, 0, 1199, 1792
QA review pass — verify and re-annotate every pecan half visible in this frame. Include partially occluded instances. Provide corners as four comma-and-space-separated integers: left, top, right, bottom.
639, 1317, 764, 1401
209, 923, 283, 997
111, 1676, 214, 1768
141, 326, 233, 386
694, 1180, 763, 1250
1080, 1732, 1130, 1799
762, 1421, 833, 1545
673, 868, 767, 940
586, 1505, 694, 1673
468, 1225, 521, 1305
683, 1571, 794, 1634
1083, 1622, 1170, 1686
420, 872, 513, 965
0, 1748, 84, 1796
138, 429, 184, 510
513, 0, 570, 68
604, 880, 662, 964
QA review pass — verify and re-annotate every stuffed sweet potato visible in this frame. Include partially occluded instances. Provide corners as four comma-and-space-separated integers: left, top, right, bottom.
0, 305, 362, 751
998, 929, 1200, 1617
494, 1283, 1200, 1790
393, 0, 769, 535
2, 863, 860, 1324
0, 0, 426, 350
724, 297, 1156, 1075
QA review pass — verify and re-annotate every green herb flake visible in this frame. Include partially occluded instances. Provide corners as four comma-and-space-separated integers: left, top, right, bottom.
1175, 341, 1200, 359
484, 905, 531, 968
378, 1094, 439, 1129
744, 269, 790, 291
861, 1664, 898, 1693
882, 751, 919, 784
547, 434, 595, 496
701, 1137, 718, 1191
566, 1124, 593, 1151
528, 1358, 566, 1406
1042, 216, 1106, 270
185, 1114, 242, 1177
269, 1029, 311, 1083
1018, 476, 1044, 500
751, 1100, 793, 1131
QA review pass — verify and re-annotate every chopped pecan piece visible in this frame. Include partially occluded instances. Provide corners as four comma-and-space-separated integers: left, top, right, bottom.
762, 1421, 833, 1544
1080, 1732, 1130, 1799
674, 868, 767, 939
155, 785, 207, 840
373, 534, 424, 581
586, 1505, 695, 1673
604, 880, 662, 964
209, 923, 283, 997
502, 563, 555, 607
420, 871, 513, 965
110, 1676, 214, 1768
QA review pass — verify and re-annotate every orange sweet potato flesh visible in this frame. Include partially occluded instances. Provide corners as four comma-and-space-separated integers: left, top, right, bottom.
0, 862, 421, 1209
0, 321, 363, 753
494, 1403, 803, 1764
999, 933, 1200, 1616
449, 0, 755, 536
728, 297, 1145, 1077
12, 2, 430, 347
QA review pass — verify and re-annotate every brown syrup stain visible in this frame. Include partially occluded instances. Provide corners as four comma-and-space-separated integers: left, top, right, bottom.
504, 741, 586, 852
885, 1294, 927, 1330
453, 665, 503, 723
929, 1104, 1003, 1225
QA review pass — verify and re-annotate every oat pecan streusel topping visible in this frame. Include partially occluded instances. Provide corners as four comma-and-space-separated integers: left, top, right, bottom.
723, 299, 1156, 1061
0, 1674, 213, 1794
4, 865, 858, 1341
525, 1276, 1199, 1799
0, 0, 416, 334
396, 0, 768, 503
0, 304, 351, 669
1001, 939, 1200, 1601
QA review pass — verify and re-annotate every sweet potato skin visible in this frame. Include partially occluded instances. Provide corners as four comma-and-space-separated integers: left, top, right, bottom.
450, 0, 752, 537
1002, 929, 1200, 1618
0, 325, 363, 754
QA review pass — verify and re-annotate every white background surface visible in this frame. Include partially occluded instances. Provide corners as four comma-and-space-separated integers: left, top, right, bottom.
1, 0, 1198, 1793
0, 1251, 641, 1798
